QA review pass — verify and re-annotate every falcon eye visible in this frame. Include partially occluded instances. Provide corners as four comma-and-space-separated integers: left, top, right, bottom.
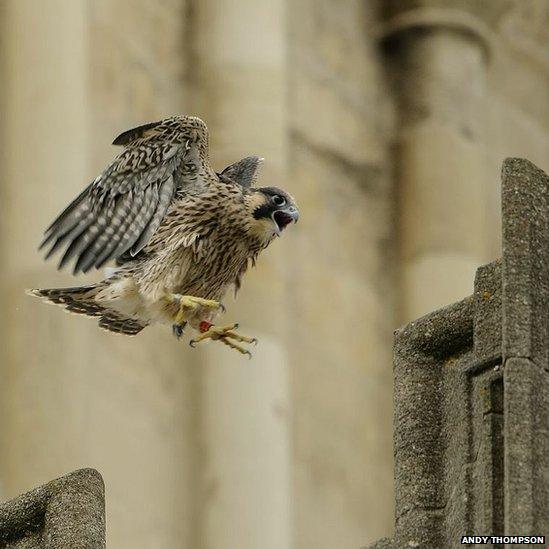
272, 195, 286, 207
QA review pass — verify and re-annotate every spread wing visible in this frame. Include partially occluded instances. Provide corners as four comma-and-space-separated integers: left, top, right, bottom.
40, 116, 211, 274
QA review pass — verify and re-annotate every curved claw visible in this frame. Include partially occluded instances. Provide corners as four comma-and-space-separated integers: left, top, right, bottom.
219, 302, 226, 313
251, 338, 258, 346
188, 322, 255, 357
172, 323, 186, 339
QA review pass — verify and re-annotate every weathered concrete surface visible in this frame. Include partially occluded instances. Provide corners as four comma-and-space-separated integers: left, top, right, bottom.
501, 159, 549, 369
0, 469, 105, 548
369, 158, 549, 547
501, 159, 549, 540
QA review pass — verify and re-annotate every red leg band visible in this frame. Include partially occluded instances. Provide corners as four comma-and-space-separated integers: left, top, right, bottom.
199, 321, 213, 333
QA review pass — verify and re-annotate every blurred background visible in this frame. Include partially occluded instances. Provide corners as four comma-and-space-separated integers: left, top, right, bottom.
0, 1, 548, 548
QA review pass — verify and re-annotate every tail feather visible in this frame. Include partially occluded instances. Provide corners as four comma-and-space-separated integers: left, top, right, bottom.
98, 312, 146, 336
28, 285, 105, 316
27, 284, 147, 336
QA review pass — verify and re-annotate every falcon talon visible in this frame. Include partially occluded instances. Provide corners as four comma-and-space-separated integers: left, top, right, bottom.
172, 322, 186, 339
219, 336, 254, 357
189, 323, 257, 356
29, 115, 299, 349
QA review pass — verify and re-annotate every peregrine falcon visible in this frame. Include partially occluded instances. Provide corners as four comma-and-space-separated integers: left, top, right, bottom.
29, 116, 299, 356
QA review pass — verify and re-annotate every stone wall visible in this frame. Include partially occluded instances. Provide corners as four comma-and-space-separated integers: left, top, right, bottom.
369, 158, 549, 547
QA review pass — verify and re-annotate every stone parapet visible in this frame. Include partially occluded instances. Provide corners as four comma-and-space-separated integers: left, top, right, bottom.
368, 158, 549, 547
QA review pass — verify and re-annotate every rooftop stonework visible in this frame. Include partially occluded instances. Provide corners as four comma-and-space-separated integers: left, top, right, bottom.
369, 158, 549, 547
0, 469, 105, 548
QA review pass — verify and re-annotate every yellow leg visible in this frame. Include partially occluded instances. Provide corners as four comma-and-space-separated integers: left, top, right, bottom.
166, 294, 224, 326
190, 323, 257, 358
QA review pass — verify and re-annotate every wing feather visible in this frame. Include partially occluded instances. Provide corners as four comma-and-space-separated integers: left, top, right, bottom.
108, 185, 159, 263
129, 175, 175, 256
42, 182, 93, 238
112, 120, 163, 146
44, 214, 93, 260
75, 193, 135, 273
219, 156, 263, 188
40, 191, 92, 251
40, 116, 210, 273
95, 185, 157, 268
58, 209, 111, 271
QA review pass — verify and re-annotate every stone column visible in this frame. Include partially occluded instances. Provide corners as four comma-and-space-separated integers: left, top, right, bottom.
287, 2, 396, 546
0, 0, 90, 490
190, 2, 291, 549
382, 5, 493, 322
0, 2, 197, 548
369, 158, 549, 547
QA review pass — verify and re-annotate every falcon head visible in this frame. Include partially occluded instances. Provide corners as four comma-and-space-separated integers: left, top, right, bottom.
248, 186, 299, 239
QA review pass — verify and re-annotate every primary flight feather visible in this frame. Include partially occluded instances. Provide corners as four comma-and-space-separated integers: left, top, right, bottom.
30, 115, 299, 356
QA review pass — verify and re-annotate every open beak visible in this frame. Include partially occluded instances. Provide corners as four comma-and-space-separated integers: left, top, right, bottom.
272, 206, 299, 236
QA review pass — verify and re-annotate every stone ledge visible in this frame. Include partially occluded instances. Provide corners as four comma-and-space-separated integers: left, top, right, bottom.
0, 469, 105, 548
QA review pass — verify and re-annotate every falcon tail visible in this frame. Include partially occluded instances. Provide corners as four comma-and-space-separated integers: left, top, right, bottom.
27, 284, 147, 336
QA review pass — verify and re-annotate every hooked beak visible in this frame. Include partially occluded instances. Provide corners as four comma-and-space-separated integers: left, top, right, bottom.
272, 206, 299, 236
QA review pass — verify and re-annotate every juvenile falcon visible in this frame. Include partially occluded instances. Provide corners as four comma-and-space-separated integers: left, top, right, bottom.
29, 116, 299, 356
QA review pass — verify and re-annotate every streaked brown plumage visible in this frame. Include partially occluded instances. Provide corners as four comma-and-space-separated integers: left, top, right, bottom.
29, 116, 299, 354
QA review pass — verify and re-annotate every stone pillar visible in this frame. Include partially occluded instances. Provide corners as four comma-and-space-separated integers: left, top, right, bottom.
382, 4, 493, 322
287, 2, 396, 547
0, 2, 196, 548
0, 0, 90, 489
190, 2, 291, 548
500, 159, 549, 539
369, 158, 549, 547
